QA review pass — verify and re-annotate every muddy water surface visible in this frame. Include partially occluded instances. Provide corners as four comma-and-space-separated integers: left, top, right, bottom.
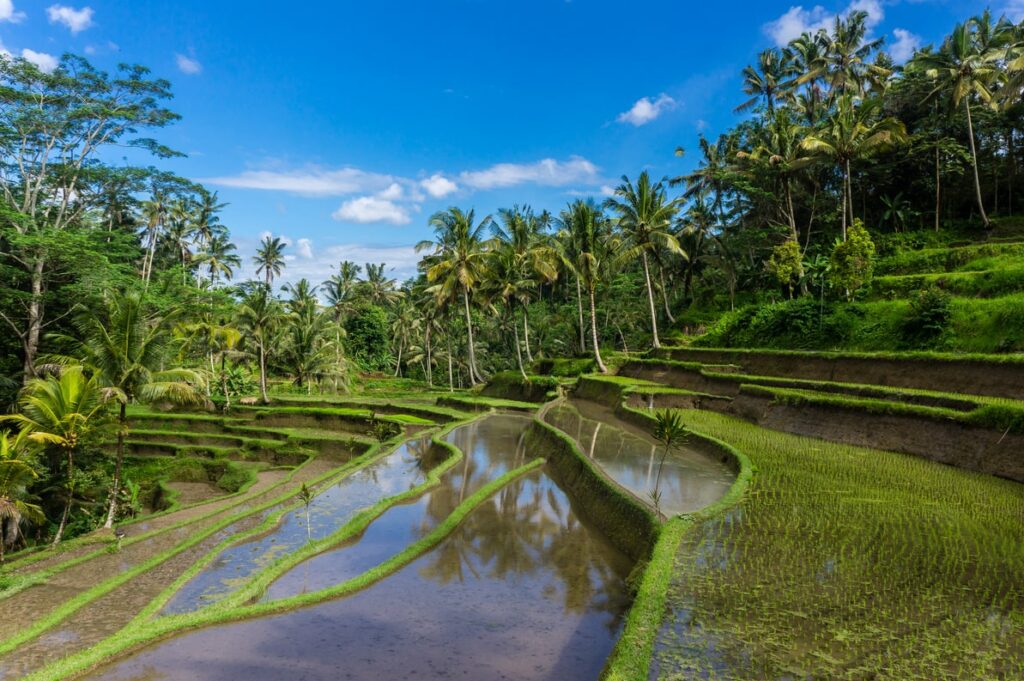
543, 399, 734, 515
87, 414, 634, 681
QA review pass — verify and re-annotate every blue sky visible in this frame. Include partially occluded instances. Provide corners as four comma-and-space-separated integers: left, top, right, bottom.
1, 0, 1010, 284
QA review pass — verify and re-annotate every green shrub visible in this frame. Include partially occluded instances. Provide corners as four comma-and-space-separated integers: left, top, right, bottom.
900, 288, 952, 348
830, 219, 876, 298
344, 304, 392, 371
766, 240, 803, 298
531, 357, 596, 377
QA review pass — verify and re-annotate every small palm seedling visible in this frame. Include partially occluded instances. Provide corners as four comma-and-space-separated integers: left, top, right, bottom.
649, 409, 689, 518
298, 483, 314, 542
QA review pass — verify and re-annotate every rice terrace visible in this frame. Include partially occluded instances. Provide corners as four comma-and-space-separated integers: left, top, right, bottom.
0, 1, 1023, 679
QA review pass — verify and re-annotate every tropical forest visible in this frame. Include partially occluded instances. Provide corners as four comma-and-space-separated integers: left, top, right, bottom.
0, 2, 1022, 680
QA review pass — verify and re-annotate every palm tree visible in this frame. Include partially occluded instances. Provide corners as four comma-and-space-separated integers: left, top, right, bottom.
279, 280, 337, 391
736, 48, 789, 114
191, 190, 228, 249
2, 367, 108, 545
237, 283, 284, 404
195, 233, 241, 285
604, 171, 685, 350
801, 95, 907, 240
915, 19, 1003, 228
162, 201, 196, 285
254, 236, 287, 287
139, 190, 167, 287
558, 200, 609, 373
493, 205, 557, 363
59, 290, 204, 527
389, 296, 420, 378
672, 133, 736, 225
488, 243, 534, 379
361, 263, 403, 307
0, 431, 43, 562
800, 10, 889, 99
418, 208, 492, 385
323, 261, 362, 324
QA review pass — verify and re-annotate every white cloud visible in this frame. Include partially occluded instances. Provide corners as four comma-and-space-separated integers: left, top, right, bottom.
377, 182, 405, 201
333, 196, 412, 225
47, 5, 94, 33
22, 49, 59, 72
764, 0, 883, 46
616, 93, 676, 126
175, 53, 202, 75
890, 28, 920, 63
420, 173, 458, 198
459, 156, 599, 190
206, 167, 395, 196
295, 238, 313, 258
0, 1, 25, 23
1007, 0, 1024, 22
600, 185, 616, 197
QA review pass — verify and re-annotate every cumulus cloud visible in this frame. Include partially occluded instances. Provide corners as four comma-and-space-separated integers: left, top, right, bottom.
890, 28, 921, 63
206, 167, 395, 196
764, 0, 883, 46
333, 196, 412, 225
616, 93, 676, 126
459, 156, 599, 190
22, 49, 59, 72
295, 238, 313, 258
47, 5, 94, 33
0, 1, 25, 23
420, 173, 458, 198
175, 53, 202, 75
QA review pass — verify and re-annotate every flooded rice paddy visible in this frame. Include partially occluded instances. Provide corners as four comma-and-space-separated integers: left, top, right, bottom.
86, 414, 635, 681
543, 399, 734, 515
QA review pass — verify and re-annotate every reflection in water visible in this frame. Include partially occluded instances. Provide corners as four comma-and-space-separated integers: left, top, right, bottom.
543, 400, 735, 515
263, 415, 532, 599
162, 438, 432, 614
88, 415, 633, 681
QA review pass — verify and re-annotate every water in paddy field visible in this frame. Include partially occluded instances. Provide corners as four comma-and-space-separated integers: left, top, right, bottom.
87, 414, 634, 681
543, 399, 735, 515
261, 414, 533, 599
161, 437, 434, 615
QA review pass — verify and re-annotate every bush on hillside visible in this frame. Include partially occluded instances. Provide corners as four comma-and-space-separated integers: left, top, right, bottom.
901, 288, 953, 348
696, 297, 862, 350
344, 303, 392, 372
766, 240, 803, 298
830, 219, 876, 299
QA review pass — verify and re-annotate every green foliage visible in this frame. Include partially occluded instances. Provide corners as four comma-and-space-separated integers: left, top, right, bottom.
829, 219, 876, 297
344, 304, 392, 371
530, 357, 596, 376
901, 287, 953, 347
765, 239, 803, 296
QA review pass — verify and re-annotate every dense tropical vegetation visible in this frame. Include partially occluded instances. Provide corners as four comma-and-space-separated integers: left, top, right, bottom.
3, 7, 1024, 551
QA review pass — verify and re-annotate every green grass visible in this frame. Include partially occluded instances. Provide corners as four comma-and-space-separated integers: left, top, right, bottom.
876, 241, 1024, 276
650, 410, 1024, 680
871, 265, 1024, 299
435, 394, 540, 411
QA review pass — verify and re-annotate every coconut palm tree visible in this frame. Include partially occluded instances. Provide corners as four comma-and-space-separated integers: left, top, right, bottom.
488, 243, 535, 379
139, 190, 167, 287
254, 235, 287, 287
361, 263, 403, 307
801, 95, 907, 240
1, 367, 108, 545
191, 190, 228, 249
493, 205, 557, 363
195, 233, 241, 286
914, 19, 1003, 228
57, 290, 205, 527
162, 200, 196, 285
0, 431, 43, 562
418, 208, 492, 385
237, 283, 284, 404
800, 10, 889, 99
279, 280, 337, 391
558, 200, 609, 373
604, 171, 685, 350
736, 48, 789, 114
323, 261, 362, 324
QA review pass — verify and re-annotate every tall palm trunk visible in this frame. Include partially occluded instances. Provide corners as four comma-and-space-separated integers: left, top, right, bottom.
575, 275, 586, 353
103, 401, 128, 528
53, 449, 74, 546
446, 334, 454, 392
394, 338, 403, 377
840, 160, 849, 241
424, 325, 433, 387
512, 308, 527, 380
221, 353, 231, 411
462, 287, 481, 384
588, 285, 608, 373
658, 265, 675, 324
259, 342, 269, 403
935, 142, 941, 232
965, 101, 990, 228
640, 251, 661, 349
23, 257, 45, 382
522, 308, 533, 363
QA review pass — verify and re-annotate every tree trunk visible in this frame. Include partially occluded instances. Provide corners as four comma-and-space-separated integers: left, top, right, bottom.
522, 308, 533, 363
965, 101, 990, 229
424, 326, 433, 388
22, 257, 45, 382
785, 178, 799, 241
462, 287, 481, 384
53, 449, 74, 546
575, 275, 586, 353
103, 401, 128, 528
840, 161, 849, 241
513, 312, 527, 380
658, 265, 676, 324
935, 142, 941, 232
641, 251, 661, 349
589, 286, 608, 373
221, 354, 231, 411
446, 335, 454, 393
394, 339, 403, 378
259, 343, 268, 403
